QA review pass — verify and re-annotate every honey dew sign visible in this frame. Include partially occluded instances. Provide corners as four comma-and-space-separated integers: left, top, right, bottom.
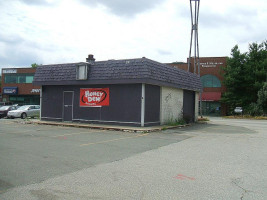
80, 88, 109, 107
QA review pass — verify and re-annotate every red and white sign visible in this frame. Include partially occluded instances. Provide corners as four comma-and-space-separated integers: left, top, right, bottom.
80, 88, 109, 107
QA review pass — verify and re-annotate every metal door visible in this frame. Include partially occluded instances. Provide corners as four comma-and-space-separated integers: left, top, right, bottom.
63, 91, 74, 122
183, 90, 195, 123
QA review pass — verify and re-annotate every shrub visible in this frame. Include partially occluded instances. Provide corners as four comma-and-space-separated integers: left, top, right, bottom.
246, 103, 263, 116
183, 115, 192, 124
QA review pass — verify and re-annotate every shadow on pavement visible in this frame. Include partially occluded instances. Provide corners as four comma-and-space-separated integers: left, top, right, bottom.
165, 122, 257, 135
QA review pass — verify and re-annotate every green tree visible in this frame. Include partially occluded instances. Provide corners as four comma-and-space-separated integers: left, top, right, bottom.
31, 63, 39, 68
220, 45, 248, 113
221, 41, 267, 114
257, 82, 267, 114
246, 42, 267, 98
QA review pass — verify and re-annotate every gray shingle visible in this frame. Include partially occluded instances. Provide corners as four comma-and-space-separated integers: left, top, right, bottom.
33, 58, 201, 91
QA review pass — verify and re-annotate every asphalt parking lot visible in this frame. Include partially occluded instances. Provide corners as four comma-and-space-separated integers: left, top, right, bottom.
0, 119, 191, 192
1, 118, 267, 200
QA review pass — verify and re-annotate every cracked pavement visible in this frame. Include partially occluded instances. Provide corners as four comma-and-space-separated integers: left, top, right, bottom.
0, 117, 267, 199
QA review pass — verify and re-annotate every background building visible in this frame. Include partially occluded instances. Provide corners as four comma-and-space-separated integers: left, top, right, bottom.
1, 68, 40, 105
169, 57, 227, 116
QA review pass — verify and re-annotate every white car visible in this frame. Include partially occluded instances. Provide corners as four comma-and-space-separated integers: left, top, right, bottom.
234, 107, 243, 114
7, 105, 40, 119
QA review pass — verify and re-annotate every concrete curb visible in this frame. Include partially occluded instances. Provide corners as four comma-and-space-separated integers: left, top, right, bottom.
26, 120, 190, 133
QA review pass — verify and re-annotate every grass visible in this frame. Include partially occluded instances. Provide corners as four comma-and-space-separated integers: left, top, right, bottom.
224, 115, 267, 120
167, 119, 186, 126
198, 117, 209, 122
161, 118, 186, 130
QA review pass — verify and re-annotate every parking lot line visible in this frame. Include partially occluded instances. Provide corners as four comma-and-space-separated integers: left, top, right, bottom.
80, 133, 150, 147
50, 130, 105, 138
1, 121, 15, 125
3, 129, 36, 135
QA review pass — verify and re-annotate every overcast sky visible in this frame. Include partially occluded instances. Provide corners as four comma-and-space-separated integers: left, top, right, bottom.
0, 0, 266, 71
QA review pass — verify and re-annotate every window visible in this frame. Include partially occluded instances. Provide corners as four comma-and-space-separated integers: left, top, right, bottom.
201, 75, 221, 88
4, 74, 34, 84
26, 76, 34, 83
5, 75, 17, 83
18, 75, 26, 83
76, 64, 88, 80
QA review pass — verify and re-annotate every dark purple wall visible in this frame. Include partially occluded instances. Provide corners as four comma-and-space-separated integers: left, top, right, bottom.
41, 84, 142, 126
145, 84, 160, 126
183, 90, 195, 123
42, 83, 161, 126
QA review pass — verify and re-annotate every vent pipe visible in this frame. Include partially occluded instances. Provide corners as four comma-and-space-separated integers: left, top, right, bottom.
86, 54, 95, 64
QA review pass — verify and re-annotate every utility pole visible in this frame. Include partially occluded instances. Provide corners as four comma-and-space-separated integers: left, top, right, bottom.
188, 0, 202, 118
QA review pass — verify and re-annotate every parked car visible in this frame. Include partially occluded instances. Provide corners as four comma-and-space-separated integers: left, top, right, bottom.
0, 105, 19, 118
234, 107, 243, 114
7, 105, 40, 119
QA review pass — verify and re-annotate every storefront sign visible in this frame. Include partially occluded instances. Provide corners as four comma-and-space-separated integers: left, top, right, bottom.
31, 89, 41, 93
2, 69, 17, 74
80, 88, 109, 107
200, 62, 223, 68
3, 87, 18, 95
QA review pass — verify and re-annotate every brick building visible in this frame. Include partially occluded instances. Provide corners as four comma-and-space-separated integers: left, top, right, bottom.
169, 57, 227, 116
1, 68, 40, 105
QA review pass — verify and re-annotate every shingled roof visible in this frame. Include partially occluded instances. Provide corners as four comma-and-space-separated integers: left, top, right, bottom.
33, 57, 201, 91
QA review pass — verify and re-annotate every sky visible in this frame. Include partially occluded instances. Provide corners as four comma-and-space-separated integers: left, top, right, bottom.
0, 0, 267, 71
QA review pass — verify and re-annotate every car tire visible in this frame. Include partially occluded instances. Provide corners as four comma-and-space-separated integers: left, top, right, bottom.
21, 113, 27, 119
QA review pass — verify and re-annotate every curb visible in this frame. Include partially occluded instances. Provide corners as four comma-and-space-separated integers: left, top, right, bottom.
26, 120, 190, 133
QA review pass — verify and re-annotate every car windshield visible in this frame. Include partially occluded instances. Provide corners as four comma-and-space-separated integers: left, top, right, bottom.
17, 106, 30, 110
0, 106, 9, 111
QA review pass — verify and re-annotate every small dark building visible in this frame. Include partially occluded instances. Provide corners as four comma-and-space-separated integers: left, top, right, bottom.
33, 56, 201, 127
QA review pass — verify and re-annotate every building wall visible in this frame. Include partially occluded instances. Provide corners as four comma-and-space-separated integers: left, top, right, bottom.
145, 84, 160, 126
171, 57, 226, 91
42, 84, 162, 126
41, 83, 197, 126
168, 63, 188, 71
195, 92, 199, 121
160, 86, 183, 125
183, 90, 196, 123
42, 84, 161, 126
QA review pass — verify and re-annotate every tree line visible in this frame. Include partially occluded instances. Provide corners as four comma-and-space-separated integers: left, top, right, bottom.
221, 40, 267, 116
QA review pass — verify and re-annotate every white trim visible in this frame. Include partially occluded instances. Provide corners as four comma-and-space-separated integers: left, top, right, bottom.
159, 86, 162, 124
141, 83, 145, 127
79, 106, 102, 108
40, 86, 42, 118
76, 64, 88, 80
145, 121, 160, 124
42, 117, 63, 120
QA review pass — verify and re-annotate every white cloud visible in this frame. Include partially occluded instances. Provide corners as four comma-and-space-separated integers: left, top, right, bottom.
78, 0, 167, 18
0, 0, 267, 71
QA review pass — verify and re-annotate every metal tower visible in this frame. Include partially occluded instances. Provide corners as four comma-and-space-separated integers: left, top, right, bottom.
188, 0, 200, 74
188, 0, 203, 118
